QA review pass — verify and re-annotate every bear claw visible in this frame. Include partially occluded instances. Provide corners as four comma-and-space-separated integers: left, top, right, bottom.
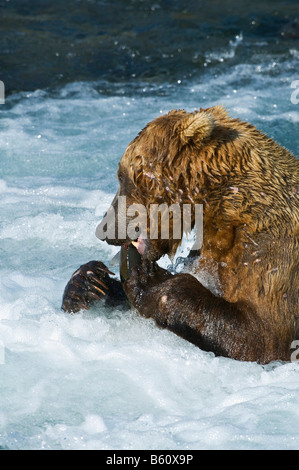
61, 261, 113, 313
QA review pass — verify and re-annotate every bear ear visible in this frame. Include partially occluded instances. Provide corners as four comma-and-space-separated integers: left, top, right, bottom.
176, 111, 215, 146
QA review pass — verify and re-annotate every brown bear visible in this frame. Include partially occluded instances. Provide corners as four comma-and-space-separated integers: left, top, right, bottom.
62, 106, 299, 364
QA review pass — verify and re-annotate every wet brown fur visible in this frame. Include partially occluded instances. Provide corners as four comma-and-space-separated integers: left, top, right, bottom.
109, 106, 299, 363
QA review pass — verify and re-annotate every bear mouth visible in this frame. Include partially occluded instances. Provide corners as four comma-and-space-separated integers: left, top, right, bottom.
121, 236, 145, 256
130, 236, 146, 255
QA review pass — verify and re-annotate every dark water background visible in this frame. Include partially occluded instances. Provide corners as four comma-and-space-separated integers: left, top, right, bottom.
1, 0, 298, 94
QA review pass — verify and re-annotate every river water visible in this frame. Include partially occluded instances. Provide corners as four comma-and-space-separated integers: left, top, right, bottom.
0, 0, 299, 450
